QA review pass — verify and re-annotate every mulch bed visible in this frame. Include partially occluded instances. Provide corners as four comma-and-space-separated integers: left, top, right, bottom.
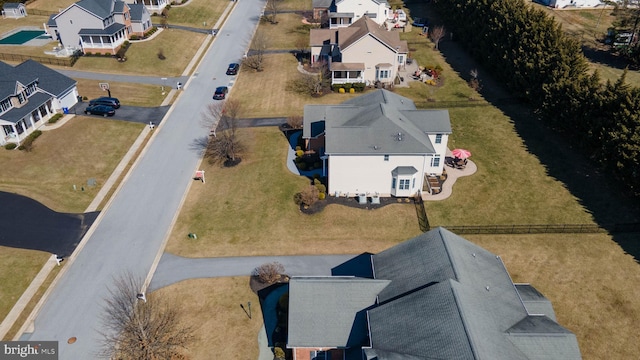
300, 195, 414, 214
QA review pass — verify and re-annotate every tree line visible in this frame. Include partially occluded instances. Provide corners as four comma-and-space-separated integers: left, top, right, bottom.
431, 0, 640, 196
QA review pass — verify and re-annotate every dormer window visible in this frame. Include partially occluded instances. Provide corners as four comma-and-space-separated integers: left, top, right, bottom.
435, 134, 442, 144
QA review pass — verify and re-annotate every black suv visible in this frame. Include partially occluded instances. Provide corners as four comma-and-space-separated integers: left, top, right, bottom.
89, 97, 120, 108
226, 63, 239, 75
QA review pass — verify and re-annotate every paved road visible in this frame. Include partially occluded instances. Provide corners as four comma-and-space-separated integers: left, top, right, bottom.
149, 254, 356, 290
20, 0, 267, 357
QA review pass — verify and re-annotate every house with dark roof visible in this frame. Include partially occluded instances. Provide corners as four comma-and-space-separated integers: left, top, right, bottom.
312, 0, 390, 29
302, 89, 450, 197
310, 15, 408, 86
2, 2, 27, 18
44, 0, 152, 55
0, 60, 78, 146
287, 227, 582, 360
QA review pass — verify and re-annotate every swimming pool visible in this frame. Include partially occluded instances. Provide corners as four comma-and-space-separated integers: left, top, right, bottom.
0, 30, 46, 45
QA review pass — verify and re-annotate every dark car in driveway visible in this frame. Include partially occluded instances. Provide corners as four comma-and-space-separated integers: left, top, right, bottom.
89, 97, 120, 108
84, 105, 116, 117
226, 63, 240, 75
213, 86, 228, 100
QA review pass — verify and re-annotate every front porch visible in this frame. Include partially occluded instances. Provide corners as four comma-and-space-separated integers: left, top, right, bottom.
1, 98, 57, 146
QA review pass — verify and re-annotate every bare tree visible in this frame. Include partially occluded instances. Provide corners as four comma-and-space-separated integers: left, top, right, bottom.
202, 99, 244, 166
287, 63, 331, 96
287, 115, 303, 129
253, 262, 286, 284
430, 26, 446, 50
266, 0, 279, 24
243, 30, 269, 72
468, 69, 482, 97
99, 272, 194, 360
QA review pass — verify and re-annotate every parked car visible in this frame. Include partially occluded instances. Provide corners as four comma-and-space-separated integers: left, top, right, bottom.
412, 17, 427, 27
213, 86, 228, 100
89, 97, 120, 108
84, 105, 116, 117
226, 63, 240, 75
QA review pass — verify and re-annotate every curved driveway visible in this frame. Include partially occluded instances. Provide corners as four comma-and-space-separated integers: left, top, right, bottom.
21, 0, 267, 357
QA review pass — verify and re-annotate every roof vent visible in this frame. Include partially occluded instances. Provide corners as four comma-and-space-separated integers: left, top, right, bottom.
373, 145, 380, 150
485, 286, 490, 291
396, 132, 403, 141
472, 253, 476, 257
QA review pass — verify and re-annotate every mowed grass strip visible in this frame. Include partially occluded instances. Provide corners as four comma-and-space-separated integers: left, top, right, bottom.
0, 248, 50, 330
165, 0, 229, 27
258, 13, 313, 49
76, 79, 167, 107
0, 117, 144, 213
73, 29, 207, 76
152, 277, 263, 360
165, 127, 422, 258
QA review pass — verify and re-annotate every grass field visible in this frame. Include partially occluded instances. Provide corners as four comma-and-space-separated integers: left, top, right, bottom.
76, 79, 167, 107
164, 0, 229, 27
258, 13, 314, 50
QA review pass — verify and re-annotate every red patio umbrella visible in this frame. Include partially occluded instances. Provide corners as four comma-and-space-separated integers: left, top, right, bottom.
451, 148, 471, 159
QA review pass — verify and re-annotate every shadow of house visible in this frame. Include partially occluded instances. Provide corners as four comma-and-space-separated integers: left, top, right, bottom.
286, 227, 582, 359
258, 283, 289, 347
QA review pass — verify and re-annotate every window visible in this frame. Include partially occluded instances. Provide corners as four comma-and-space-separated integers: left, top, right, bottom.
378, 70, 389, 79
435, 134, 442, 144
398, 55, 404, 63
412, 178, 416, 189
431, 156, 441, 167
384, 155, 389, 161
392, 178, 396, 189
399, 179, 410, 190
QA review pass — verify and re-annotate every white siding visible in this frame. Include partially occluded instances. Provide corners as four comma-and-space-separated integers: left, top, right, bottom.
335, 0, 388, 26
328, 154, 429, 197
54, 6, 103, 49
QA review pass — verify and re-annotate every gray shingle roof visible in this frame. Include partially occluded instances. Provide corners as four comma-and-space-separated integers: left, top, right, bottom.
75, 0, 118, 19
128, 3, 146, 22
0, 60, 76, 101
287, 276, 390, 348
515, 284, 557, 320
312, 0, 333, 8
1, 92, 51, 123
3, 2, 23, 9
366, 227, 582, 360
303, 89, 451, 155
78, 22, 126, 36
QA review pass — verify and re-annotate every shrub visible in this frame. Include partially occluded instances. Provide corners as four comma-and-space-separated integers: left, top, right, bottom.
253, 262, 286, 284
295, 146, 301, 151
274, 347, 286, 360
332, 84, 342, 92
4, 143, 17, 150
17, 130, 42, 152
298, 162, 307, 171
300, 185, 319, 206
83, 96, 88, 100
48, 113, 63, 124
295, 149, 304, 157
352, 82, 366, 92
318, 192, 326, 200
339, 87, 345, 93
313, 162, 321, 169
293, 192, 303, 205
343, 83, 352, 90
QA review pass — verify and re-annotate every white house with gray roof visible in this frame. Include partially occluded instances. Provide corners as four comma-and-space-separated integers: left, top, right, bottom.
287, 227, 582, 360
303, 89, 450, 198
312, 0, 390, 28
0, 60, 78, 146
310, 16, 408, 86
45, 0, 151, 55
2, 2, 27, 18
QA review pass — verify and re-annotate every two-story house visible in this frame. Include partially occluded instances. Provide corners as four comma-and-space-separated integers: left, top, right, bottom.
302, 89, 451, 198
310, 16, 408, 86
0, 60, 78, 146
312, 0, 390, 28
45, 0, 152, 55
287, 227, 583, 360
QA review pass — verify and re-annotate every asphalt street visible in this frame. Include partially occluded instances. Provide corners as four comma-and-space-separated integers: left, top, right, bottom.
0, 192, 97, 257
20, 0, 267, 357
